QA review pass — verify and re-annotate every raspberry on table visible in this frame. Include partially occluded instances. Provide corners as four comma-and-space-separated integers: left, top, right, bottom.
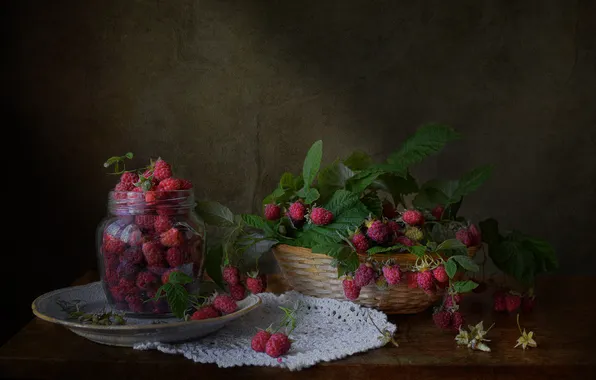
265, 333, 291, 358
251, 330, 272, 352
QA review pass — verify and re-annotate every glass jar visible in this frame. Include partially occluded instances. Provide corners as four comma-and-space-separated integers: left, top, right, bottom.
96, 189, 205, 316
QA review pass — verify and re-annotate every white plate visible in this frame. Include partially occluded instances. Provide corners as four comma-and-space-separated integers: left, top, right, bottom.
32, 282, 261, 347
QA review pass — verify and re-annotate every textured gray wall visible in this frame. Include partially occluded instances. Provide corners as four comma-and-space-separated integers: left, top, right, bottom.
12, 0, 596, 291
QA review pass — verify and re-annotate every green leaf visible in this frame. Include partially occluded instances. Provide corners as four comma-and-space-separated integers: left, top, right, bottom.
204, 245, 225, 290
346, 169, 384, 193
323, 190, 361, 216
241, 214, 276, 236
445, 258, 458, 278
479, 218, 500, 245
375, 173, 418, 206
343, 151, 373, 171
436, 239, 467, 252
166, 283, 189, 319
452, 255, 479, 272
317, 160, 355, 200
523, 237, 558, 272
360, 192, 382, 217
337, 253, 360, 277
312, 242, 351, 258
124, 152, 134, 159
412, 186, 449, 209
386, 124, 461, 174
280, 172, 295, 189
452, 280, 479, 293
196, 201, 235, 227
168, 271, 193, 285
302, 140, 323, 190
453, 165, 493, 200
408, 245, 427, 257
304, 188, 320, 204
367, 245, 406, 254
236, 233, 278, 263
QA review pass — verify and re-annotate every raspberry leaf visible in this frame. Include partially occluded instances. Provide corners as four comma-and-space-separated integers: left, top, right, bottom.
373, 173, 418, 207
301, 140, 323, 191
241, 215, 276, 236
452, 280, 479, 293
407, 245, 427, 258
166, 283, 190, 319
367, 244, 407, 254
168, 271, 193, 285
385, 123, 460, 175
445, 258, 458, 278
318, 160, 355, 201
204, 245, 225, 290
451, 255, 479, 272
304, 188, 320, 204
360, 192, 382, 217
452, 165, 493, 200
436, 238, 467, 253
345, 169, 384, 193
343, 151, 373, 171
323, 190, 361, 216
196, 201, 235, 227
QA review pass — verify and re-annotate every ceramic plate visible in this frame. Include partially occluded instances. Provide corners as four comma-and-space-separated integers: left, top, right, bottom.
32, 282, 261, 347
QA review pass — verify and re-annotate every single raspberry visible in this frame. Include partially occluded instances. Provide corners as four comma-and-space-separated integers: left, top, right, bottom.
404, 226, 424, 241
160, 227, 183, 247
402, 209, 424, 226
432, 265, 449, 284
157, 177, 181, 192
153, 158, 172, 182
382, 264, 401, 285
120, 172, 139, 186
395, 235, 414, 247
229, 283, 246, 301
342, 278, 361, 300
431, 205, 445, 221
142, 242, 165, 266
382, 201, 397, 219
287, 201, 306, 222
118, 278, 136, 295
416, 270, 435, 292
407, 272, 418, 288
136, 271, 158, 290
166, 247, 186, 267
456, 229, 472, 247
103, 236, 126, 255
117, 261, 139, 279
351, 233, 369, 253
190, 305, 220, 320
264, 204, 282, 221
493, 291, 506, 312
213, 294, 237, 314
135, 215, 156, 231
251, 330, 272, 352
222, 266, 241, 285
354, 264, 376, 287
387, 220, 401, 235
161, 269, 177, 284
468, 224, 482, 246
366, 220, 390, 244
179, 178, 193, 190
246, 274, 267, 294
125, 294, 144, 313
265, 333, 291, 358
433, 310, 452, 330
521, 296, 536, 313
123, 247, 144, 265
451, 311, 465, 331
505, 293, 521, 313
153, 215, 172, 233
443, 294, 462, 309
145, 191, 159, 204
115, 181, 134, 193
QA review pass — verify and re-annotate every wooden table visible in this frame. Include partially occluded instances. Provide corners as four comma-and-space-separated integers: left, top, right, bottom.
1, 273, 594, 379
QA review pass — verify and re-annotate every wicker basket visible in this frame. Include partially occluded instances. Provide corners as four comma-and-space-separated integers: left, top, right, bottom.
272, 244, 479, 314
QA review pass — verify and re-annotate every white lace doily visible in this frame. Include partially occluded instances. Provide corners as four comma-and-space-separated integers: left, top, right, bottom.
135, 291, 397, 371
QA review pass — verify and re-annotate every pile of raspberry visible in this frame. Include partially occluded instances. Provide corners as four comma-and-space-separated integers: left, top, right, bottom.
101, 158, 200, 314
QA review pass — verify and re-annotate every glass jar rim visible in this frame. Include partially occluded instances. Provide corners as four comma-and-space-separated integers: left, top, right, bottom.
107, 189, 195, 215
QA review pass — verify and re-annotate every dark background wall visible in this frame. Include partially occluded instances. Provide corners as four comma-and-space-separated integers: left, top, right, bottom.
6, 0, 596, 343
